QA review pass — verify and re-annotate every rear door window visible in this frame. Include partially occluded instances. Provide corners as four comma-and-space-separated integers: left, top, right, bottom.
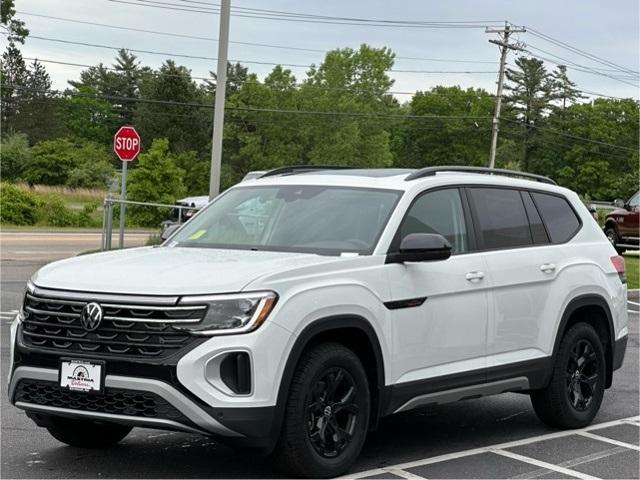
531, 192, 581, 243
468, 188, 532, 249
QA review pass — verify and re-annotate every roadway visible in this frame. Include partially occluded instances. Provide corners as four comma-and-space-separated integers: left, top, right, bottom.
1, 231, 638, 479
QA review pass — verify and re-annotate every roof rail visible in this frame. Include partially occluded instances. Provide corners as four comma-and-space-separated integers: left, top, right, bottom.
259, 165, 355, 178
405, 166, 557, 185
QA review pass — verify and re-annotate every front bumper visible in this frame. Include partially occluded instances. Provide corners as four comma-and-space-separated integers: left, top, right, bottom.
9, 366, 237, 436
8, 320, 285, 452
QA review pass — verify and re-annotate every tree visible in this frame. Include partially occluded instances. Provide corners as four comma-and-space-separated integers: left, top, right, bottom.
64, 86, 119, 147
536, 98, 639, 199
392, 86, 495, 168
550, 65, 585, 112
504, 56, 554, 170
12, 59, 65, 143
127, 138, 186, 226
135, 60, 210, 153
0, 43, 27, 136
26, 138, 115, 187
68, 50, 141, 125
1, 0, 28, 44
205, 61, 249, 95
0, 133, 32, 181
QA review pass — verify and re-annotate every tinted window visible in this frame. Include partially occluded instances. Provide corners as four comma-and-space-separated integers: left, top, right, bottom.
521, 192, 549, 244
469, 188, 532, 249
531, 192, 581, 243
398, 188, 468, 253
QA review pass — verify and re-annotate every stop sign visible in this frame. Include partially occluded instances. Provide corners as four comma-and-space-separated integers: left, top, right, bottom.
113, 126, 141, 162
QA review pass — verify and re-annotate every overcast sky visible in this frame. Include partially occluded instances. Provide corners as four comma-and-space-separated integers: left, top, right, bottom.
11, 0, 640, 100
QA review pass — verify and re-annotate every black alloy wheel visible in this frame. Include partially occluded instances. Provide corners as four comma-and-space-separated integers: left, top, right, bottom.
306, 367, 359, 458
566, 339, 599, 412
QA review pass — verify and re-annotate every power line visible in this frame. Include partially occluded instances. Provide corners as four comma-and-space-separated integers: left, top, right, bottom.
523, 43, 639, 88
24, 57, 499, 97
24, 56, 635, 102
527, 27, 638, 76
18, 33, 499, 75
7, 84, 494, 121
17, 11, 499, 65
106, 0, 504, 29
501, 118, 637, 152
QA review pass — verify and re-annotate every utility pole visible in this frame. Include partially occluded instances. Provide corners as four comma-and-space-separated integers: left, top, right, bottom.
209, 0, 231, 199
486, 22, 525, 169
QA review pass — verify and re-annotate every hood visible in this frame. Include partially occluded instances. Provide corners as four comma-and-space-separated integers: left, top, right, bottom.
32, 246, 336, 296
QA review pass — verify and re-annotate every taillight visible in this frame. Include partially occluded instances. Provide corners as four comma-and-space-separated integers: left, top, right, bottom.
610, 255, 626, 283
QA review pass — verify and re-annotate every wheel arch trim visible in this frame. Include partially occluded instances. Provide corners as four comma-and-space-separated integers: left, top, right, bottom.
551, 294, 615, 387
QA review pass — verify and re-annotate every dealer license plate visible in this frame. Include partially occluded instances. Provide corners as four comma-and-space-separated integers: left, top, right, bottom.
59, 359, 104, 393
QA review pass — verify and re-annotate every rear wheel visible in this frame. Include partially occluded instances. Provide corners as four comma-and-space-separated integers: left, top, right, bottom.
273, 343, 370, 478
45, 416, 132, 447
531, 323, 606, 429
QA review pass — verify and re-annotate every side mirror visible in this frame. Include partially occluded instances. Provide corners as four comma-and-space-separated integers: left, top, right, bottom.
386, 233, 452, 264
161, 224, 180, 242
614, 198, 625, 209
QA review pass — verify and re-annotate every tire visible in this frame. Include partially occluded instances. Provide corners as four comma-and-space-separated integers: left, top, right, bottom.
46, 416, 132, 447
273, 343, 370, 478
605, 227, 625, 254
531, 322, 606, 429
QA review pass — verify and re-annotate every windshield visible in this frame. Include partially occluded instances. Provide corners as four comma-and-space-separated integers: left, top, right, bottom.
171, 185, 402, 255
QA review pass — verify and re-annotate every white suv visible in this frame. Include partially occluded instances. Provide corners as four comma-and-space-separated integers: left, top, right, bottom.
9, 166, 628, 478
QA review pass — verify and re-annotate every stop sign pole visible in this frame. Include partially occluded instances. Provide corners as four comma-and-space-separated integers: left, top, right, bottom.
113, 126, 141, 249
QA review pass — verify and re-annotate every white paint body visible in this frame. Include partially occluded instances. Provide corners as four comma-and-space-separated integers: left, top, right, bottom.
22, 171, 628, 411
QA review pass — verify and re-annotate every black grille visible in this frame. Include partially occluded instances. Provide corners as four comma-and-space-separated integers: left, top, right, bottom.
14, 379, 193, 425
21, 293, 205, 358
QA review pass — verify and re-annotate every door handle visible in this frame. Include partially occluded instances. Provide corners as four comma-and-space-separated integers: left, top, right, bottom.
465, 271, 485, 282
540, 263, 556, 273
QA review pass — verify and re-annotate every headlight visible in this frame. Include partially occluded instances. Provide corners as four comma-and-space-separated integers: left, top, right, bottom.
176, 291, 277, 336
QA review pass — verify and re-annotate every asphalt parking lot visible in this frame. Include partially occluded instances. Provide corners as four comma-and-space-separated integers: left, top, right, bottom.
1, 231, 638, 479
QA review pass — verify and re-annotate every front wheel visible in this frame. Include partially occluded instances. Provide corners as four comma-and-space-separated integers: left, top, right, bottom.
273, 343, 370, 478
45, 416, 132, 447
531, 322, 606, 429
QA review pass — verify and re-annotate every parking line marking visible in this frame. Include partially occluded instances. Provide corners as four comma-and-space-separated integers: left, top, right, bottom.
345, 416, 640, 479
627, 300, 640, 306
383, 468, 425, 479
577, 431, 640, 451
492, 449, 599, 480
628, 310, 639, 314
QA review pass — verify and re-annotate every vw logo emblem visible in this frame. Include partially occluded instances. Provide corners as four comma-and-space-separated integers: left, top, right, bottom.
80, 302, 103, 331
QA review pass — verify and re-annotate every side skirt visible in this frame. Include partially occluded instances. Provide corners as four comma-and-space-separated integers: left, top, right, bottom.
383, 357, 552, 416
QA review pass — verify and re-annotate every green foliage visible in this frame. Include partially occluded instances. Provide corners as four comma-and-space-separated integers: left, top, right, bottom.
127, 138, 186, 226
1, 41, 638, 205
174, 150, 210, 195
0, 133, 32, 180
392, 86, 494, 168
0, 182, 41, 225
26, 138, 115, 188
64, 86, 119, 146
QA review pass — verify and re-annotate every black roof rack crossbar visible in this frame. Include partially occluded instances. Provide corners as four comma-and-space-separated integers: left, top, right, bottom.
405, 166, 557, 185
259, 165, 355, 178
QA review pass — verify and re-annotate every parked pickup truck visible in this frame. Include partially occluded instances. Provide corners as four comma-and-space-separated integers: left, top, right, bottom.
604, 190, 639, 253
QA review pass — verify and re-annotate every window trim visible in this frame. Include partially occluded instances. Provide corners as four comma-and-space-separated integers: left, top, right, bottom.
387, 186, 478, 256
529, 190, 583, 245
460, 185, 583, 253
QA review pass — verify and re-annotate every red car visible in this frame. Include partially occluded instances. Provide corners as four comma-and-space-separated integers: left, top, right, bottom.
604, 190, 639, 253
